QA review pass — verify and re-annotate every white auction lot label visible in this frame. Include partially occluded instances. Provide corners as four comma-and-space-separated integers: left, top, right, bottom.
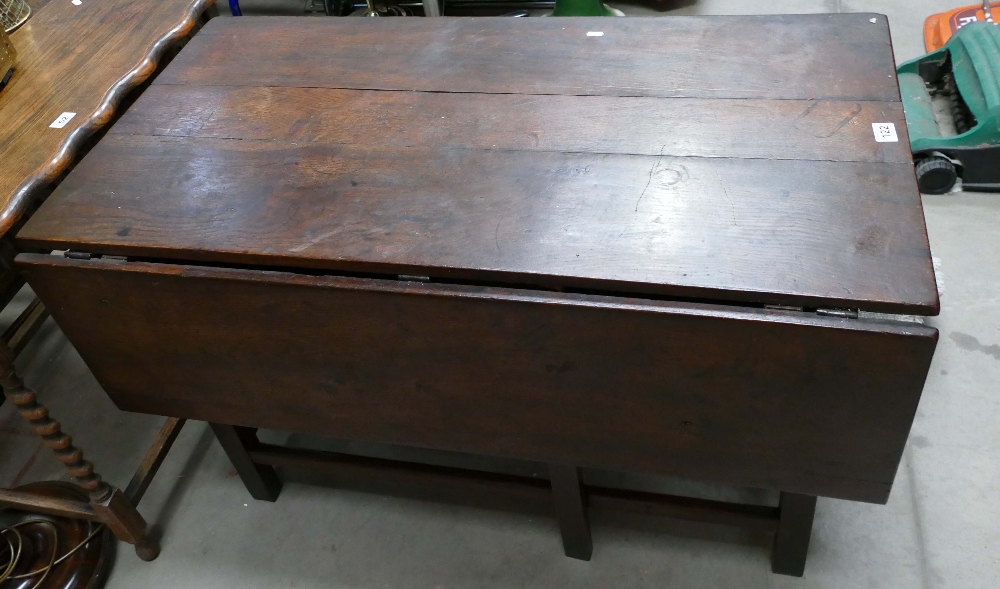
872, 122, 898, 143
49, 112, 77, 129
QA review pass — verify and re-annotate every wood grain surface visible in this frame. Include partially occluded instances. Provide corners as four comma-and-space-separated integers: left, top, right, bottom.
159, 15, 901, 101
26, 0, 55, 12
0, 0, 216, 237
18, 254, 938, 504
19, 15, 937, 314
109, 85, 913, 164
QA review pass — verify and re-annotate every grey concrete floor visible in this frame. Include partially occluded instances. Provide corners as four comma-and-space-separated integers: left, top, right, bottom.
2, 1, 999, 587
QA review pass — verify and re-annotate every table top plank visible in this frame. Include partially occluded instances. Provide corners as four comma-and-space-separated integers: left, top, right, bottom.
18, 133, 937, 314
0, 0, 214, 237
19, 16, 938, 314
108, 85, 913, 164
159, 15, 901, 101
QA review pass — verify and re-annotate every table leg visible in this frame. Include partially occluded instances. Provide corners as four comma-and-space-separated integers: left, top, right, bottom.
210, 423, 282, 501
770, 491, 817, 576
548, 463, 592, 560
0, 343, 159, 560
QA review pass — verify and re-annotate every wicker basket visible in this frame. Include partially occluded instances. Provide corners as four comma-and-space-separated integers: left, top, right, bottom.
2, 26, 15, 87
2, 0, 30, 34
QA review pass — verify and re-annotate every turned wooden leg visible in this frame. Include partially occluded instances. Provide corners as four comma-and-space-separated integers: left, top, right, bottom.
771, 492, 817, 576
0, 345, 159, 560
210, 423, 282, 502
548, 463, 592, 561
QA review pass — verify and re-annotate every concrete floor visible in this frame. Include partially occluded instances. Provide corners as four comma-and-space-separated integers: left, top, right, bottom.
2, 1, 998, 587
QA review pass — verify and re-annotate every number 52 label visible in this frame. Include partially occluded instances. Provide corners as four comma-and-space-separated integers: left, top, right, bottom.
872, 122, 898, 143
49, 112, 77, 129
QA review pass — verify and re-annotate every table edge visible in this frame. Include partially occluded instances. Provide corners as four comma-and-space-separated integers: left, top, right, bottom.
0, 0, 216, 239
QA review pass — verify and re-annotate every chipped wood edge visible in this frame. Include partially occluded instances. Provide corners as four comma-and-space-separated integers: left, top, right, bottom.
0, 0, 216, 238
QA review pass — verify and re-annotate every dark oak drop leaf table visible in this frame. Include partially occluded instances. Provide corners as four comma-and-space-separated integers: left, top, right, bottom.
13, 15, 939, 576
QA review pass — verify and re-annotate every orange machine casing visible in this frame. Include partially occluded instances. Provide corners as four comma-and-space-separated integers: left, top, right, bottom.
924, 2, 1000, 51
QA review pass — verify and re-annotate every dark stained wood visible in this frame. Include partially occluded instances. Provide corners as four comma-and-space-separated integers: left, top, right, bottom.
588, 487, 778, 533
549, 464, 592, 561
109, 85, 913, 165
92, 488, 159, 561
26, 0, 56, 11
0, 482, 112, 589
19, 15, 937, 315
210, 424, 282, 502
0, 337, 160, 560
0, 353, 114, 503
18, 254, 938, 504
0, 2, 220, 558
1, 297, 49, 358
0, 0, 217, 237
0, 238, 26, 312
18, 136, 936, 315
771, 492, 818, 577
124, 417, 186, 506
249, 443, 780, 532
160, 16, 901, 101
251, 443, 555, 511
12, 16, 939, 572
0, 270, 25, 313
0, 488, 98, 521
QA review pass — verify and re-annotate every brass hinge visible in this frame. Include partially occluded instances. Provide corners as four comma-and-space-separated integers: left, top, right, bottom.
63, 251, 127, 263
816, 308, 859, 319
765, 305, 859, 319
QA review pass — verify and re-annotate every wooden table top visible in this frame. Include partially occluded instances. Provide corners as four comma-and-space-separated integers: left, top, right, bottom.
0, 0, 215, 238
18, 15, 939, 315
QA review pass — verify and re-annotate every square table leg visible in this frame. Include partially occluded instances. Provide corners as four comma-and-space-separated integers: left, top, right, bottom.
771, 491, 817, 576
210, 423, 282, 502
548, 463, 593, 561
